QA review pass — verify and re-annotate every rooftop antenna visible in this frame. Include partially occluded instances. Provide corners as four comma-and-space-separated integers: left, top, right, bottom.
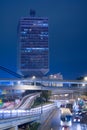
30, 9, 36, 17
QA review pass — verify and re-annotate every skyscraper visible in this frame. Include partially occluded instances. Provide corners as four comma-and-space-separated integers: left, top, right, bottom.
18, 12, 49, 77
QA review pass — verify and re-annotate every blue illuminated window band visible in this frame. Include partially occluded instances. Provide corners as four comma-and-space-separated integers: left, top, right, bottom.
25, 48, 48, 50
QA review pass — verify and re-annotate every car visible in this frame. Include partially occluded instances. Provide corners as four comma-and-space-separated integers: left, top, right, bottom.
73, 115, 82, 123
80, 111, 87, 123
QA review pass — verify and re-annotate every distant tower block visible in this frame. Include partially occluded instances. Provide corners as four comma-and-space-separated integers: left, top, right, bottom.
18, 12, 49, 77
30, 9, 36, 17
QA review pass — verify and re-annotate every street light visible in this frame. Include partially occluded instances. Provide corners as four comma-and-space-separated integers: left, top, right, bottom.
32, 76, 36, 79
11, 82, 14, 99
32, 76, 36, 86
84, 76, 87, 81
83, 76, 87, 86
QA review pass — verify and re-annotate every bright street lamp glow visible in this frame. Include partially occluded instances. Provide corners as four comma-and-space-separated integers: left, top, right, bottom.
18, 81, 21, 84
84, 76, 87, 81
32, 76, 36, 79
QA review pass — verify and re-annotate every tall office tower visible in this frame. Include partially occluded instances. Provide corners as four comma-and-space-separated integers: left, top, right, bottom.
18, 11, 49, 77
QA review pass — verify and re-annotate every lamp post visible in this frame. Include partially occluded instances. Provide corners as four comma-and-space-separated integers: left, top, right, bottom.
32, 76, 36, 86
11, 82, 14, 100
83, 76, 87, 86
41, 85, 43, 115
39, 79, 43, 123
84, 76, 87, 81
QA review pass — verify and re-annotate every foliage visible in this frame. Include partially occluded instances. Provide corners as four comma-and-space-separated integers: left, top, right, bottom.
22, 90, 40, 97
75, 76, 87, 96
29, 122, 40, 130
31, 97, 43, 107
41, 90, 51, 102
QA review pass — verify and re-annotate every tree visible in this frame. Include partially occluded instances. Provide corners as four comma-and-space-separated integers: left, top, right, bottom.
41, 90, 51, 102
75, 76, 87, 96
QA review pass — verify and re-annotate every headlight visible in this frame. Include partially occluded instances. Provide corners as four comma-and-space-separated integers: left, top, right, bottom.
78, 119, 80, 122
74, 119, 76, 122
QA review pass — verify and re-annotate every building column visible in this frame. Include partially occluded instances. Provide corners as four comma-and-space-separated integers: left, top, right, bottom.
10, 126, 18, 130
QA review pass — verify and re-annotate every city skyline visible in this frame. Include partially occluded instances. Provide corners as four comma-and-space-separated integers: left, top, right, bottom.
0, 0, 87, 79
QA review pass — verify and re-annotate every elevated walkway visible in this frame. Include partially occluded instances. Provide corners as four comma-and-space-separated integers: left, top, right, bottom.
0, 103, 56, 130
0, 114, 40, 130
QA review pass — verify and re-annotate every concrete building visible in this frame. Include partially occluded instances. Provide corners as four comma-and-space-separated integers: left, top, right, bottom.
18, 11, 49, 77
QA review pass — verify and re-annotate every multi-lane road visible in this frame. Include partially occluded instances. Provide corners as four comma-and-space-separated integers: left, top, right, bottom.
40, 108, 87, 130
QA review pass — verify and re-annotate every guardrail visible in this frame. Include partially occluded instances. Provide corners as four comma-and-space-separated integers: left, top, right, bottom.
0, 108, 41, 119
0, 103, 56, 130
0, 114, 41, 130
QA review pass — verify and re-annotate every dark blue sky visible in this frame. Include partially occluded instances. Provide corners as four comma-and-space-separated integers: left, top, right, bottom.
0, 0, 87, 79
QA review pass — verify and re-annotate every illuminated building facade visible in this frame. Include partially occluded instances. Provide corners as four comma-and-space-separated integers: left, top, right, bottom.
18, 14, 49, 77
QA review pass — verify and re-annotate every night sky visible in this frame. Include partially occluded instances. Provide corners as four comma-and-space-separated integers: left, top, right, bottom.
0, 0, 87, 79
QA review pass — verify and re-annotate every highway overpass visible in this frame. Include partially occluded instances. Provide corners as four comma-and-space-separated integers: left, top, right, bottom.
0, 78, 87, 93
0, 84, 87, 94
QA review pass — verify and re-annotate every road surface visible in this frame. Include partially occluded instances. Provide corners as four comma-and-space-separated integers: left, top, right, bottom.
40, 108, 87, 130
